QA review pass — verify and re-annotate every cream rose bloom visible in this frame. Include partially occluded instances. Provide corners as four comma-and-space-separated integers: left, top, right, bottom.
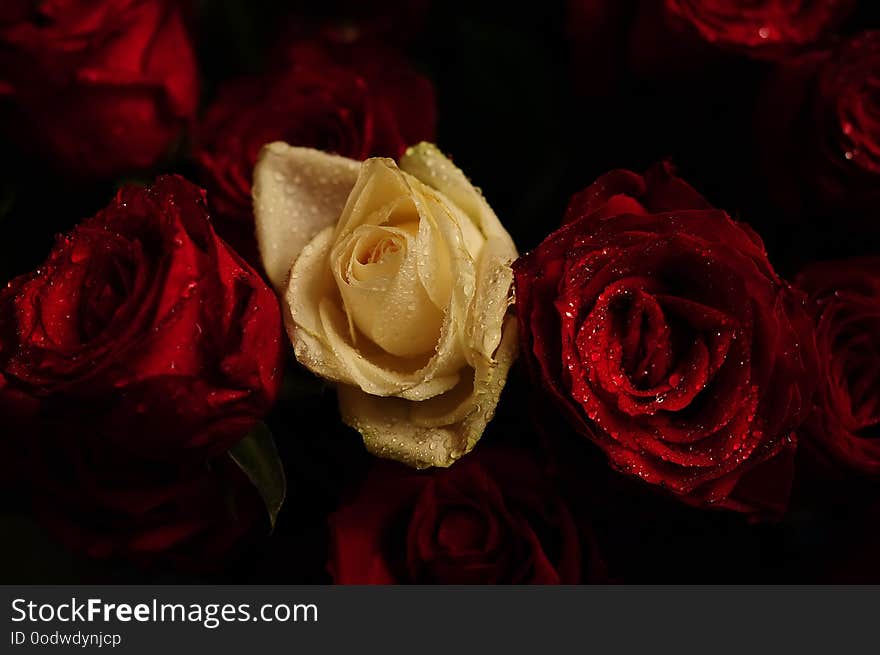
252, 142, 518, 468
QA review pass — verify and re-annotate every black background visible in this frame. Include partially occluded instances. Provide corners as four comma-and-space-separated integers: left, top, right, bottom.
2, 0, 880, 583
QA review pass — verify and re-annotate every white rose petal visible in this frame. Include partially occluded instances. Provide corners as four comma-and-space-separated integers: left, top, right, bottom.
253, 141, 519, 468
252, 142, 360, 291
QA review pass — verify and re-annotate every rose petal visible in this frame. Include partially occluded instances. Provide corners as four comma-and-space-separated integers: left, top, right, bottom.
338, 316, 518, 468
253, 142, 360, 290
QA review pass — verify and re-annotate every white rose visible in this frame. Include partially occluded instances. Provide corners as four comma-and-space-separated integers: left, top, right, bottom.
253, 142, 518, 468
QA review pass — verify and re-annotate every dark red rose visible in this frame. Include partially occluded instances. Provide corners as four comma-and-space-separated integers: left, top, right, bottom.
329, 449, 604, 584
37, 453, 265, 571
567, 0, 855, 92
795, 258, 880, 474
193, 39, 435, 261
757, 31, 880, 222
0, 175, 283, 564
0, 0, 199, 179
513, 163, 818, 518
663, 0, 855, 58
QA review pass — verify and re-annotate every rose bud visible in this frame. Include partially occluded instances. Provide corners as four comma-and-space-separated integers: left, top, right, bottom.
795, 258, 880, 474
513, 163, 818, 518
0, 0, 199, 179
0, 175, 283, 564
328, 449, 605, 584
253, 142, 518, 468
193, 40, 435, 263
757, 31, 880, 223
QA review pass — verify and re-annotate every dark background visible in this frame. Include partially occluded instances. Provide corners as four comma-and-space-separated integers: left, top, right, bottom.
2, 0, 880, 583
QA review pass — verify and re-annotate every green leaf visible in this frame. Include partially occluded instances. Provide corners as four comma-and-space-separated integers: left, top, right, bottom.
229, 423, 286, 532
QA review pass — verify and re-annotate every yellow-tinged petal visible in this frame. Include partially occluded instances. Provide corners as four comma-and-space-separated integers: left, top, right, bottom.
400, 142, 517, 255
337, 315, 519, 468
267, 141, 520, 469
253, 142, 360, 290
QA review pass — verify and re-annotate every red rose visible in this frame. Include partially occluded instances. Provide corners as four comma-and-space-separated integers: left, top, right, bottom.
757, 31, 880, 222
0, 175, 283, 563
193, 40, 435, 261
795, 258, 880, 474
663, 0, 855, 58
0, 0, 199, 179
567, 0, 855, 91
37, 452, 265, 571
329, 449, 604, 584
513, 163, 818, 518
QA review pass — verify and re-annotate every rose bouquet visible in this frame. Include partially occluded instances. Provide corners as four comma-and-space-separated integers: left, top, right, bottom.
0, 0, 878, 584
